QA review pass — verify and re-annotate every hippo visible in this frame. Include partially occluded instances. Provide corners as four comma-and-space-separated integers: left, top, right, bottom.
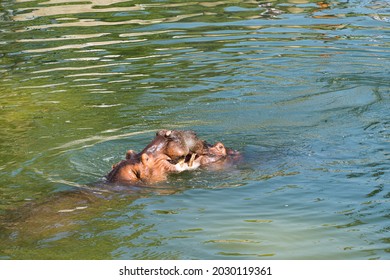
156, 129, 207, 162
194, 142, 227, 165
106, 129, 203, 183
192, 142, 242, 169
106, 152, 193, 184
136, 129, 206, 161
105, 129, 241, 184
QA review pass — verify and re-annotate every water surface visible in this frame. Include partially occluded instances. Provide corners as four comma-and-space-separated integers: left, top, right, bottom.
0, 0, 389, 259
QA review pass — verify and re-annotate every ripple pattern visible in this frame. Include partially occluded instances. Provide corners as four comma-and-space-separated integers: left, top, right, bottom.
0, 0, 389, 259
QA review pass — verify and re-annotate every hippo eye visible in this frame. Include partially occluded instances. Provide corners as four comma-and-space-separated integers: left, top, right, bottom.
167, 132, 180, 141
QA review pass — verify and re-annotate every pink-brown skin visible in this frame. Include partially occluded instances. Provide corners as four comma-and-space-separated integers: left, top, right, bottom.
106, 152, 180, 184
139, 129, 204, 160
193, 142, 242, 170
106, 130, 241, 184
195, 142, 227, 165
158, 129, 207, 161
106, 130, 203, 184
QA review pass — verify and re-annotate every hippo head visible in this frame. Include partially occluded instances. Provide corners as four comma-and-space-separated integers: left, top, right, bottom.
140, 129, 205, 162
140, 131, 169, 155
163, 129, 206, 161
208, 142, 227, 157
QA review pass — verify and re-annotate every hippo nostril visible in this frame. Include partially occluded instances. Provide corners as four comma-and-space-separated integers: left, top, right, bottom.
165, 130, 172, 137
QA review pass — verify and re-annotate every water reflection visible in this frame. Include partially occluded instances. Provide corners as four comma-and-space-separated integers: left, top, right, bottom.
14, 0, 144, 21
11, 0, 338, 25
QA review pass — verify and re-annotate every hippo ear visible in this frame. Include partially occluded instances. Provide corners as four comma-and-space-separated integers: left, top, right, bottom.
141, 153, 150, 165
126, 150, 136, 160
156, 129, 172, 137
157, 129, 167, 136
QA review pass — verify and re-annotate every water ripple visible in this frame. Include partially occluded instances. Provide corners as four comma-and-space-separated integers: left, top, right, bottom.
1, 0, 389, 260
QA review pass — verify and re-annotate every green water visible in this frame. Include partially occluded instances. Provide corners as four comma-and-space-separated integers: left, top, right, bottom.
0, 0, 389, 259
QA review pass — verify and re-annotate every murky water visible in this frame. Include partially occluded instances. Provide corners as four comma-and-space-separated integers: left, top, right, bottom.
0, 0, 389, 259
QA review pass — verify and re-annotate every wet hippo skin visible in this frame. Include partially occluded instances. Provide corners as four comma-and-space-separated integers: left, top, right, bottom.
106, 152, 183, 184
106, 130, 202, 184
195, 142, 227, 165
193, 142, 242, 169
105, 130, 240, 184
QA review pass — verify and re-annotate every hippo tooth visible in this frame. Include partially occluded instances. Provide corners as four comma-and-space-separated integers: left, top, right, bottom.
188, 153, 196, 167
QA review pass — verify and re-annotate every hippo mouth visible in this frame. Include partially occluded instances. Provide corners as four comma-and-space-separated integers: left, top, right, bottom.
173, 153, 198, 167
169, 153, 199, 167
